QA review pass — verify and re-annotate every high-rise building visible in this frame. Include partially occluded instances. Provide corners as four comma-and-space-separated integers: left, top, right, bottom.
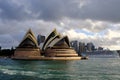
37, 34, 45, 46
86, 42, 95, 52
0, 46, 1, 51
98, 47, 103, 51
78, 42, 86, 54
70, 40, 78, 53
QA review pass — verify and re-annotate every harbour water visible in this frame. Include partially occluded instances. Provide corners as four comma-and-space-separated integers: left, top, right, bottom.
0, 57, 120, 80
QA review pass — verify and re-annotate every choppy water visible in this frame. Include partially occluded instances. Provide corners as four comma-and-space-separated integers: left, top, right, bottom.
0, 58, 120, 80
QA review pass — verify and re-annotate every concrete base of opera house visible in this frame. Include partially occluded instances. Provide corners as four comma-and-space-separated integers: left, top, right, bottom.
14, 48, 41, 57
44, 48, 79, 57
12, 48, 88, 60
11, 56, 84, 60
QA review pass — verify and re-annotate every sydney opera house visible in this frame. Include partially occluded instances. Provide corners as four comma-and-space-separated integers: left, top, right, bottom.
12, 29, 83, 60
13, 29, 41, 59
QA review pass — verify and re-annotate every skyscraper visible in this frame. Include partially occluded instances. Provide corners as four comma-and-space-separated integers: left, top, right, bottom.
86, 42, 95, 52
37, 34, 45, 46
70, 40, 78, 53
79, 42, 86, 54
0, 46, 1, 51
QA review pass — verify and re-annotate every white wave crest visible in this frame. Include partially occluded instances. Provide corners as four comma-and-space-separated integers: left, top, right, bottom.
0, 68, 38, 76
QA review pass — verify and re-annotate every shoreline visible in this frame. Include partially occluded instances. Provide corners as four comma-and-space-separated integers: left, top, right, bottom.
11, 56, 84, 60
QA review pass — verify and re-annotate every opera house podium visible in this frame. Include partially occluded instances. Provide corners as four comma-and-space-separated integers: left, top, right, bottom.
12, 29, 41, 59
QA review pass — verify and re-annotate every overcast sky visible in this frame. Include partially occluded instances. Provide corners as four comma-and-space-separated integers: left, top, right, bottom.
0, 0, 120, 50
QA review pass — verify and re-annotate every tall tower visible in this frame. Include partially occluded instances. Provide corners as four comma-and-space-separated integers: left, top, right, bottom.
0, 46, 1, 51
86, 42, 95, 52
37, 34, 45, 46
79, 42, 86, 54
70, 40, 78, 53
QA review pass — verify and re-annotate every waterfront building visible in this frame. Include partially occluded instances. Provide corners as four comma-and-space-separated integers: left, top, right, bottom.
12, 28, 85, 60
42, 29, 81, 60
98, 47, 103, 51
0, 46, 1, 51
78, 42, 86, 54
86, 42, 95, 52
70, 40, 79, 53
42, 29, 59, 51
37, 34, 45, 46
0, 46, 1, 54
13, 29, 41, 58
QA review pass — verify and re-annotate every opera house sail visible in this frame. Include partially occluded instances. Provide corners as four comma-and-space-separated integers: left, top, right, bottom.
13, 29, 41, 59
42, 29, 58, 51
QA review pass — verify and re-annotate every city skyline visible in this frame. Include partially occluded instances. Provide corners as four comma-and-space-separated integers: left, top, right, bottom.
0, 0, 120, 50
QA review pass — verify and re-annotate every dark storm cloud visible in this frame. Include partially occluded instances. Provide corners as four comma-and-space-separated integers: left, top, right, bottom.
23, 0, 80, 21
81, 0, 120, 22
24, 0, 120, 22
0, 0, 77, 21
26, 0, 120, 22
0, 0, 33, 21
1, 0, 120, 22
